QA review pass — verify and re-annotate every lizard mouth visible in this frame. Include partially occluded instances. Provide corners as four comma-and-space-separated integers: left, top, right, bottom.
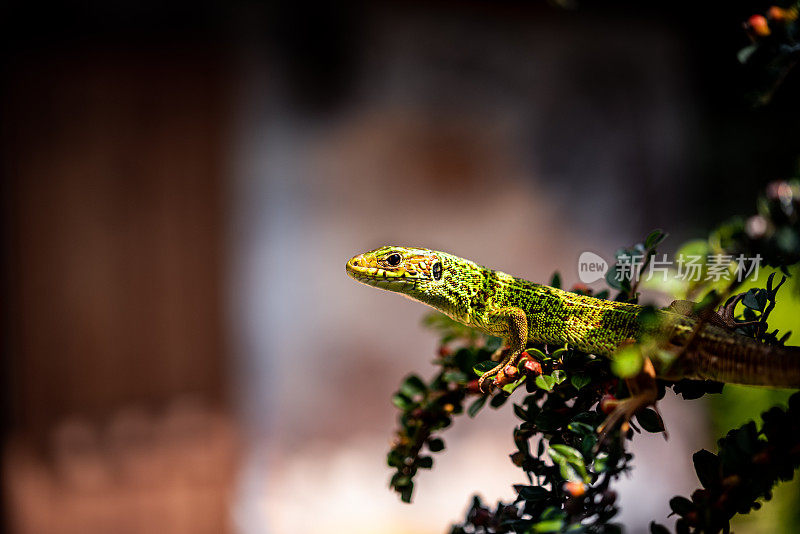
345, 254, 423, 288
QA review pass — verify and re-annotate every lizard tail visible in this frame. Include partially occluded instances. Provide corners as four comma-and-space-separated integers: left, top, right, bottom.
681, 326, 800, 388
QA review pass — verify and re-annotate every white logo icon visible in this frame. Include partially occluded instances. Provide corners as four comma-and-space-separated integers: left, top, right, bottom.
577, 252, 608, 284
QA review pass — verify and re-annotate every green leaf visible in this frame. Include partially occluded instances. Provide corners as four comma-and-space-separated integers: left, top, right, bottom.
645, 229, 668, 250
392, 392, 414, 410
567, 421, 594, 436
593, 453, 609, 473
550, 444, 584, 464
605, 267, 625, 291
400, 374, 427, 397
535, 374, 556, 392
442, 370, 468, 383
611, 346, 643, 378
467, 396, 487, 418
529, 519, 564, 533
548, 445, 590, 483
526, 348, 548, 361
502, 375, 527, 394
737, 43, 757, 64
473, 360, 499, 377
551, 370, 566, 384
570, 374, 591, 390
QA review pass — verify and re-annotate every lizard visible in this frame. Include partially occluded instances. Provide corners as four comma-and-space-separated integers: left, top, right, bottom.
345, 245, 800, 434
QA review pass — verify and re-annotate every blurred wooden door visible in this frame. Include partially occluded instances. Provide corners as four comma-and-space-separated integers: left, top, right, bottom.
2, 36, 235, 534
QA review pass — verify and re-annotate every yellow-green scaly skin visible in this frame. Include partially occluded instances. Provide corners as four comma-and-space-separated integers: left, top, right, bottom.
346, 246, 800, 388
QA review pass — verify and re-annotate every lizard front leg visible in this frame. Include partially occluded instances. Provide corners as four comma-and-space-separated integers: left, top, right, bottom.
478, 306, 528, 392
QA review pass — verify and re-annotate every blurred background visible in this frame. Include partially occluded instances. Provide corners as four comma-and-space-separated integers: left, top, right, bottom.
2, 2, 799, 533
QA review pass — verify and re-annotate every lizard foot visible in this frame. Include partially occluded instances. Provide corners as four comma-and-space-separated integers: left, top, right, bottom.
477, 348, 521, 393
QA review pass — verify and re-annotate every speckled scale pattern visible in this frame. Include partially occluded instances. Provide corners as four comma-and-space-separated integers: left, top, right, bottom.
346, 246, 800, 388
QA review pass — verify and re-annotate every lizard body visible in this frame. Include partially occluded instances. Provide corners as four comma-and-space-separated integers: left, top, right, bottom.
346, 246, 800, 390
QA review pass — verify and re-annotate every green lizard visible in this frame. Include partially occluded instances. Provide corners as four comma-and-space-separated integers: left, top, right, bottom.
346, 245, 800, 432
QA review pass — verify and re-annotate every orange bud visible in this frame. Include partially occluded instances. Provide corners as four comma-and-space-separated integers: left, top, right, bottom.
748, 14, 771, 36
767, 6, 796, 21
438, 345, 452, 357
564, 481, 586, 497
443, 403, 455, 413
768, 6, 786, 20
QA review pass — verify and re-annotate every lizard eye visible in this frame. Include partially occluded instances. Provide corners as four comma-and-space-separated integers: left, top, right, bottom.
432, 261, 442, 280
386, 253, 402, 266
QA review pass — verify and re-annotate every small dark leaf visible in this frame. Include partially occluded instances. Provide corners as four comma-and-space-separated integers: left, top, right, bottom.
490, 393, 509, 408
635, 408, 665, 433
742, 289, 767, 311
513, 484, 550, 501
474, 360, 499, 377
467, 396, 487, 418
669, 496, 694, 516
693, 449, 721, 490
400, 483, 414, 503
570, 374, 591, 390
418, 456, 433, 469
550, 272, 562, 289
428, 438, 445, 453
650, 522, 670, 534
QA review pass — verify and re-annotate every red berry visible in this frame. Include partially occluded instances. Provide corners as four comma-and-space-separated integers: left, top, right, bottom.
524, 359, 542, 374
467, 380, 482, 394
600, 394, 618, 415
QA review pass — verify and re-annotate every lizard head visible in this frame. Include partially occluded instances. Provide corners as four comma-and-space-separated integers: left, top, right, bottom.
346, 246, 471, 319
